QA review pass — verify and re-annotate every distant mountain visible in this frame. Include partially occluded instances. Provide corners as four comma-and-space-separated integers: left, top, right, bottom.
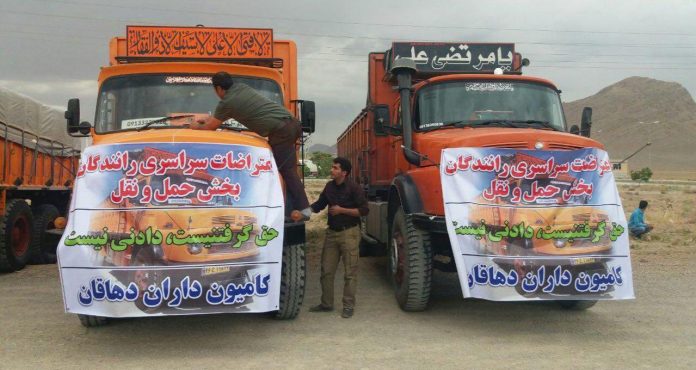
563, 76, 696, 173
307, 143, 337, 154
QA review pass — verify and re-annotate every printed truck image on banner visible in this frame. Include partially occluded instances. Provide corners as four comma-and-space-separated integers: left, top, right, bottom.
440, 147, 634, 301
58, 143, 284, 316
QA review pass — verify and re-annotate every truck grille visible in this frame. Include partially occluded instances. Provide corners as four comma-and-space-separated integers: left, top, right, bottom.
481, 142, 528, 149
547, 143, 584, 151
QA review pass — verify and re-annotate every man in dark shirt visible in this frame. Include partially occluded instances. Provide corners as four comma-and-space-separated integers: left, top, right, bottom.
308, 157, 369, 318
194, 71, 311, 221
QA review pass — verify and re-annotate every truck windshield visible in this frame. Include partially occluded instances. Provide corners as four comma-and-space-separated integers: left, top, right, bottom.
95, 74, 283, 133
416, 81, 566, 131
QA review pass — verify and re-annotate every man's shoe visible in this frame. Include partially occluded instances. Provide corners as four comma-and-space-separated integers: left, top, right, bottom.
309, 304, 333, 312
341, 307, 353, 318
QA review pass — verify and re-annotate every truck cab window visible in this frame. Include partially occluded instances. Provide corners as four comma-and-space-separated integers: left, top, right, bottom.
416, 81, 566, 131
95, 74, 284, 133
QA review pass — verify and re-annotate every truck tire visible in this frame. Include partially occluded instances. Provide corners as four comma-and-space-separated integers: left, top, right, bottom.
558, 300, 598, 310
275, 243, 306, 319
30, 204, 60, 265
78, 314, 109, 327
389, 207, 432, 311
0, 199, 35, 272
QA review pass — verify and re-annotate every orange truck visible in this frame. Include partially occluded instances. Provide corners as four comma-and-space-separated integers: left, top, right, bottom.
0, 87, 80, 272
337, 42, 602, 311
64, 26, 315, 326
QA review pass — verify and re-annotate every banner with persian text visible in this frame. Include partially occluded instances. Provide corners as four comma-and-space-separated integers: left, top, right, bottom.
126, 26, 273, 59
58, 142, 284, 316
440, 147, 634, 301
390, 42, 515, 73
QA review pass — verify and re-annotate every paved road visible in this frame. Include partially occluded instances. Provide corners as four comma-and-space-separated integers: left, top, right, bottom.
1, 248, 694, 369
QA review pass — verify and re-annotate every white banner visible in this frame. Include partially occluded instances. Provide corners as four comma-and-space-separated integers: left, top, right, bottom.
440, 147, 634, 301
58, 142, 284, 316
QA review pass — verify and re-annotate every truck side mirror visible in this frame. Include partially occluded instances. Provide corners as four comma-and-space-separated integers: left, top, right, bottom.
65, 98, 92, 136
65, 98, 80, 133
373, 105, 390, 136
569, 124, 580, 135
300, 100, 315, 133
580, 107, 592, 138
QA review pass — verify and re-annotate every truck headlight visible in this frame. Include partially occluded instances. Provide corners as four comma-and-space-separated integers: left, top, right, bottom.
553, 239, 567, 248
188, 244, 203, 255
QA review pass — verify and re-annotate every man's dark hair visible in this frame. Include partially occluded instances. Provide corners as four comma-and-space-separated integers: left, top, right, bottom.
212, 71, 234, 90
333, 157, 352, 175
639, 200, 648, 210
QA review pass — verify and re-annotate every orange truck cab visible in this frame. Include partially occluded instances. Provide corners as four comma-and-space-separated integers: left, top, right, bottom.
64, 26, 315, 324
337, 42, 602, 310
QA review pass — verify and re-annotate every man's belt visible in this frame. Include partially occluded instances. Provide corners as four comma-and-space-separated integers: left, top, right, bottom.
329, 224, 358, 232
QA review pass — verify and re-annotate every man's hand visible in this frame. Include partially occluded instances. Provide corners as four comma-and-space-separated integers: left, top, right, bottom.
191, 115, 222, 130
290, 210, 304, 222
328, 205, 344, 216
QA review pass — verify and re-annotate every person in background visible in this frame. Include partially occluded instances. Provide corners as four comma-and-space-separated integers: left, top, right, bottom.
308, 157, 368, 318
628, 200, 653, 239
194, 71, 311, 221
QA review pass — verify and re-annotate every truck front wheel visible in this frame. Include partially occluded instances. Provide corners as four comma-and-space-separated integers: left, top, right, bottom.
558, 300, 598, 310
389, 207, 432, 311
78, 314, 108, 327
275, 243, 306, 319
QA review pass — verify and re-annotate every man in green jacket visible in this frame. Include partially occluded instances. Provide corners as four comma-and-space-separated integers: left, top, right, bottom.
195, 72, 311, 221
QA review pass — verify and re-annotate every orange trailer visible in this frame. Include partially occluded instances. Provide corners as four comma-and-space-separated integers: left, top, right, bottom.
0, 87, 80, 271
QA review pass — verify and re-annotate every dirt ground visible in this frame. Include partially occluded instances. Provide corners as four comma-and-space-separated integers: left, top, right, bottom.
1, 181, 694, 369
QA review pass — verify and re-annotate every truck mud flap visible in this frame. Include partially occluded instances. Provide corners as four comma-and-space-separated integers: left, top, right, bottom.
390, 174, 423, 215
283, 221, 306, 247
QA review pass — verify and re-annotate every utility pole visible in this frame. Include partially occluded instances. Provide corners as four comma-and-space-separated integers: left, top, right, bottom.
617, 142, 652, 166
